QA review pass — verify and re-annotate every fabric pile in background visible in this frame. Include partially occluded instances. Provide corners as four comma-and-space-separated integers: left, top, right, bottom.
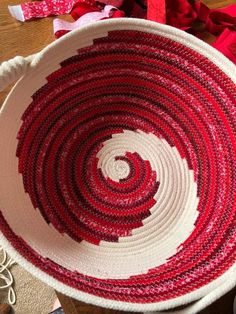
8, 0, 236, 64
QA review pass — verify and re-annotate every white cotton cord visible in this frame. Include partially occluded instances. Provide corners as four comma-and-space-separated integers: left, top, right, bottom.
0, 247, 16, 305
0, 55, 35, 92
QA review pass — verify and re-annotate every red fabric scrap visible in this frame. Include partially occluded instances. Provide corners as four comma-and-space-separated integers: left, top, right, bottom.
148, 0, 165, 23
196, 3, 236, 34
71, 2, 99, 20
166, 0, 197, 29
212, 28, 236, 64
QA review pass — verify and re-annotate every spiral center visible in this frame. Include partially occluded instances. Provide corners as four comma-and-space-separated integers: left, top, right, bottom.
112, 159, 130, 181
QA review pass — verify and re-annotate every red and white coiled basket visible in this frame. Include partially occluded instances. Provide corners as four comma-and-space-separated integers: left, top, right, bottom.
0, 19, 235, 314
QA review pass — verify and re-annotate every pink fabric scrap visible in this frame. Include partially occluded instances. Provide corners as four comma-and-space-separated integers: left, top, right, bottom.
54, 5, 119, 38
8, 0, 100, 21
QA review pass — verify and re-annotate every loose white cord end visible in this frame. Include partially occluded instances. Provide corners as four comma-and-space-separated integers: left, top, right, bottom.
0, 247, 16, 305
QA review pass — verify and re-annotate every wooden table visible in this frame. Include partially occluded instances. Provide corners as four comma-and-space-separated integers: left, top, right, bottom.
0, 0, 235, 313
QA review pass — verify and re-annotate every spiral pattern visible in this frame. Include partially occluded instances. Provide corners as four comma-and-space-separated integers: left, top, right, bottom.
1, 27, 236, 305
16, 108, 198, 245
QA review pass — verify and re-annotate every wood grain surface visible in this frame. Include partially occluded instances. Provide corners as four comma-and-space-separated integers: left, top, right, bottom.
0, 0, 236, 313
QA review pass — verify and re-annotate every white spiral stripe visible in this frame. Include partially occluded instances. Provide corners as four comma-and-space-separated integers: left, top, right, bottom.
66, 130, 200, 278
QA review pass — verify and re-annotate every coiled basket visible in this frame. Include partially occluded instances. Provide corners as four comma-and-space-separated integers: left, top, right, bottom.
0, 18, 235, 314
